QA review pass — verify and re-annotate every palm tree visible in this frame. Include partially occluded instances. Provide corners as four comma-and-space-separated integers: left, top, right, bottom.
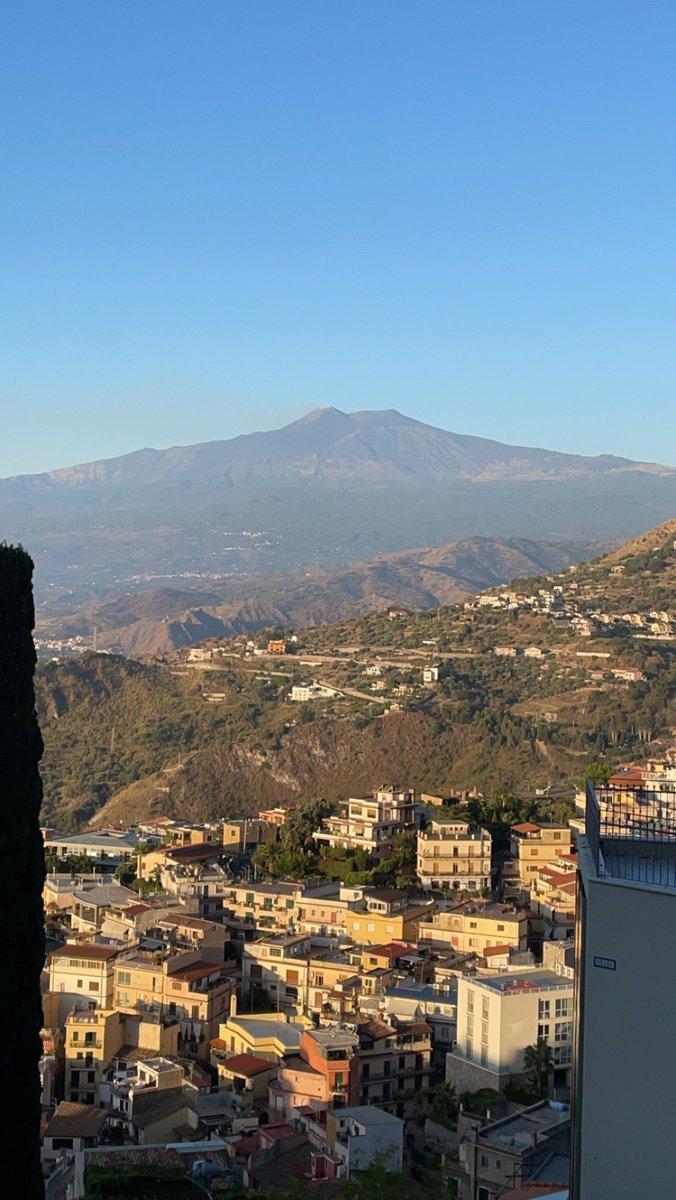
523, 1038, 554, 1099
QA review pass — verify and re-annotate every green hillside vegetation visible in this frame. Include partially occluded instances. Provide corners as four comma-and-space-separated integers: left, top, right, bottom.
37, 522, 676, 830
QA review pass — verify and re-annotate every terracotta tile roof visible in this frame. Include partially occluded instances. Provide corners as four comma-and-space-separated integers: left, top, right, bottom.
169, 960, 221, 984
218, 1052, 274, 1077
483, 944, 511, 956
44, 1101, 108, 1140
512, 822, 541, 833
49, 943, 119, 961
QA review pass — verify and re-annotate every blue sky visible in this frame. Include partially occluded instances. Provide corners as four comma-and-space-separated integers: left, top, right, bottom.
2, 1, 676, 475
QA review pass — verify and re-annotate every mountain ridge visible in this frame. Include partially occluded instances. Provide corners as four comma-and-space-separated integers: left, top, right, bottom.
3, 406, 674, 490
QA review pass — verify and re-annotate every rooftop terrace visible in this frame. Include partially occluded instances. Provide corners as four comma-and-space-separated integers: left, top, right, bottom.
586, 781, 676, 890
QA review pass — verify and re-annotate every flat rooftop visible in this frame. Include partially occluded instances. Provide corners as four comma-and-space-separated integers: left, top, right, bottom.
481, 1102, 570, 1150
468, 969, 571, 995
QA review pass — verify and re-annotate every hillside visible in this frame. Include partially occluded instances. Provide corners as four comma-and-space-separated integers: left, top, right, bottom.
37, 520, 676, 831
35, 535, 609, 656
4, 408, 676, 611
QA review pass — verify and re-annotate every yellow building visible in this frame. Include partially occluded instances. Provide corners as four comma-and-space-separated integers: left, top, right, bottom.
215, 1010, 305, 1062
417, 901, 528, 955
296, 885, 434, 946
64, 1008, 126, 1105
510, 822, 573, 885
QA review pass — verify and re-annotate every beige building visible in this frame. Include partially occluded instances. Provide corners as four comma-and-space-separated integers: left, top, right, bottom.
510, 821, 573, 885
243, 932, 359, 1017
417, 901, 528, 956
48, 943, 122, 1022
529, 854, 577, 941
215, 1011, 305, 1063
113, 948, 234, 1049
314, 787, 421, 860
416, 820, 492, 891
448, 969, 574, 1094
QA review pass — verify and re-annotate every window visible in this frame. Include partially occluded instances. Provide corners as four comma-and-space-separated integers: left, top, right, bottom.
481, 1020, 489, 1044
553, 832, 562, 840
117, 971, 131, 987
555, 1021, 573, 1043
554, 1043, 572, 1066
77, 979, 83, 989
469, 921, 477, 929
465, 1037, 473, 1059
353, 921, 360, 931
88, 982, 99, 992
555, 997, 571, 1018
497, 924, 505, 932
538, 1023, 550, 1039
467, 990, 475, 1013
480, 1154, 489, 1168
467, 1014, 474, 1036
286, 899, 294, 909
538, 999, 550, 1019
469, 938, 478, 948
481, 1045, 487, 1067
367, 923, 375, 933
482, 997, 489, 1019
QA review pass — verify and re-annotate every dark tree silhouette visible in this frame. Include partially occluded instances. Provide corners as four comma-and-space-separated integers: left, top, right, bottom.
0, 545, 45, 1197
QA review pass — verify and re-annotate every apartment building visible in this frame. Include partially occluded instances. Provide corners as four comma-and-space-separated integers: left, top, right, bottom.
509, 822, 573, 886
69, 882, 138, 935
314, 787, 421, 860
214, 1010, 304, 1063
48, 943, 122, 1022
224, 880, 310, 933
356, 1017, 432, 1119
417, 901, 528, 956
343, 887, 434, 945
113, 948, 234, 1050
529, 854, 577, 941
316, 1106, 404, 1177
448, 969, 574, 1095
242, 932, 359, 1017
43, 829, 139, 872
270, 1028, 360, 1120
296, 884, 433, 946
453, 1100, 571, 1200
64, 1008, 127, 1105
416, 821, 492, 892
572, 782, 676, 1200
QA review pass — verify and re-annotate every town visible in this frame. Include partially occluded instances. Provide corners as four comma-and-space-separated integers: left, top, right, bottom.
35, 750, 676, 1199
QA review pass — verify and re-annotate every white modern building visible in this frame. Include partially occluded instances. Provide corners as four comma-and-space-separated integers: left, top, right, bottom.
447, 969, 574, 1095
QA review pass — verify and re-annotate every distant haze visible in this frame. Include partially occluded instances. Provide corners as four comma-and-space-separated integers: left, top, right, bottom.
0, 408, 674, 633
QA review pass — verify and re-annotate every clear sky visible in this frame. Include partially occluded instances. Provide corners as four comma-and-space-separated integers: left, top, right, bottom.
2, 1, 676, 476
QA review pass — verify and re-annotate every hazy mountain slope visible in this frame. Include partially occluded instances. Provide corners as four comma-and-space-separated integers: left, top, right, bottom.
36, 519, 676, 830
37, 535, 609, 655
3, 408, 676, 605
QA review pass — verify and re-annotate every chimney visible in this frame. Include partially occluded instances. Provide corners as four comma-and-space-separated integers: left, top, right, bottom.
230, 992, 237, 1019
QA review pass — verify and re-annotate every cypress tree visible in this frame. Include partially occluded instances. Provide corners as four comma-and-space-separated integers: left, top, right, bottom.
0, 545, 45, 1197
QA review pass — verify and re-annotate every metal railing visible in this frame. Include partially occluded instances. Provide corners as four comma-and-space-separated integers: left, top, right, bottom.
586, 780, 676, 888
